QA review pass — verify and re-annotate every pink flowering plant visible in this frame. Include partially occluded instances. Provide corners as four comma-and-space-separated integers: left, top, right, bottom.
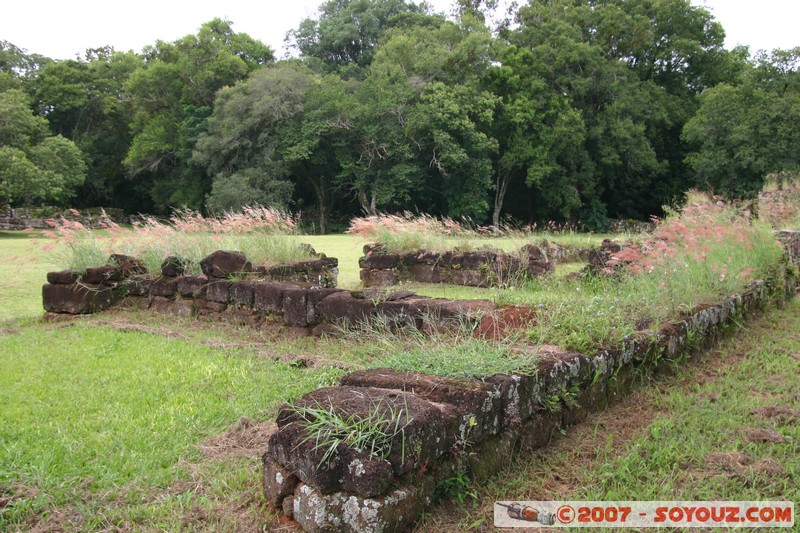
527, 191, 785, 353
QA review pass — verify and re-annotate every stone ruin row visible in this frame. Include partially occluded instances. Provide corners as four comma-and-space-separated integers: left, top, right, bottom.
263, 286, 774, 532
358, 241, 589, 287
262, 232, 800, 532
42, 249, 497, 336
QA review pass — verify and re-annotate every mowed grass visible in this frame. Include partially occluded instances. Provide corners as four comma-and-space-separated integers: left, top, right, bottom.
0, 322, 345, 530
416, 299, 800, 531
0, 231, 57, 322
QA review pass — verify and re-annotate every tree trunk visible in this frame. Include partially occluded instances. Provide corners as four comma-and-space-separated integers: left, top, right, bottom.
309, 177, 328, 234
493, 172, 510, 234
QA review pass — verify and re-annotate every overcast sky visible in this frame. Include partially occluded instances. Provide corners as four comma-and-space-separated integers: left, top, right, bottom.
2, 0, 798, 61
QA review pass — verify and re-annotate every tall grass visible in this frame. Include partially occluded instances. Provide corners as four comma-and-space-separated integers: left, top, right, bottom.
347, 212, 613, 254
529, 192, 786, 353
759, 175, 800, 229
43, 207, 309, 274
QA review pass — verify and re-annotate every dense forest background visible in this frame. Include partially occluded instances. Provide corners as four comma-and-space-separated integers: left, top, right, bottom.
1, 0, 798, 232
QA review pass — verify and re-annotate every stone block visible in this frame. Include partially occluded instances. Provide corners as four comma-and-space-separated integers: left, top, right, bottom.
177, 276, 207, 298
253, 282, 291, 314
406, 264, 442, 283
263, 455, 299, 508
283, 287, 309, 327
200, 250, 252, 279
341, 369, 504, 444
121, 275, 151, 296
272, 386, 461, 484
205, 280, 232, 303
316, 292, 376, 326
47, 270, 80, 285
83, 265, 122, 284
42, 283, 115, 314
230, 281, 255, 308
359, 269, 400, 287
306, 288, 347, 325
149, 277, 179, 298
291, 483, 426, 533
358, 254, 400, 270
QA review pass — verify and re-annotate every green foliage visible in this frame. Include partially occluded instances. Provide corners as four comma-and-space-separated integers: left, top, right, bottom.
434, 471, 477, 503
0, 90, 86, 206
124, 19, 273, 212
683, 48, 800, 198
288, 0, 432, 74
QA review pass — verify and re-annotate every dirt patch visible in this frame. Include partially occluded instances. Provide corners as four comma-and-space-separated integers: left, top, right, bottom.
753, 406, 800, 423
199, 417, 276, 460
704, 452, 786, 479
742, 427, 787, 444
0, 482, 41, 509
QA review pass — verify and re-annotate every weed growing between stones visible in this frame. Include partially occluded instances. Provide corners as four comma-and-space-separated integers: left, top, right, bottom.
290, 399, 413, 468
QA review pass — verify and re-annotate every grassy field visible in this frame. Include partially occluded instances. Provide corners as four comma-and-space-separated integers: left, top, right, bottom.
1, 222, 795, 531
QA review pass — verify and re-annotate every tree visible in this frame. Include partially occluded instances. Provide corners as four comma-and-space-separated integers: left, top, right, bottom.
683, 48, 800, 197
195, 62, 314, 213
288, 0, 432, 76
0, 89, 85, 206
31, 49, 140, 209
125, 19, 273, 212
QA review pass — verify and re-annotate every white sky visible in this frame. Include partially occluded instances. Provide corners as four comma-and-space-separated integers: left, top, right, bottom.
1, 0, 798, 61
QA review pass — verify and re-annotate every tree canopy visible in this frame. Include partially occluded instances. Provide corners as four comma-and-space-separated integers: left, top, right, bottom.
2, 1, 798, 231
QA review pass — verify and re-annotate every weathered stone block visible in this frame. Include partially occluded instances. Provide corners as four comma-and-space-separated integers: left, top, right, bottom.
460, 251, 497, 270
83, 265, 122, 284
177, 276, 207, 298
474, 305, 538, 341
316, 292, 376, 326
47, 270, 79, 285
42, 283, 114, 314
306, 288, 347, 325
205, 280, 232, 303
121, 275, 151, 296
291, 483, 426, 533
360, 269, 400, 287
450, 268, 490, 287
272, 386, 460, 487
341, 369, 504, 444
359, 254, 401, 270
149, 277, 179, 298
263, 455, 299, 508
283, 287, 309, 327
253, 282, 291, 314
406, 264, 442, 283
516, 410, 562, 452
230, 281, 255, 308
200, 250, 252, 279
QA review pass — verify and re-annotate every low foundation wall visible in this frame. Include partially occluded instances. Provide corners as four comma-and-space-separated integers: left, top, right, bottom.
359, 243, 559, 288
42, 250, 496, 336
262, 231, 800, 533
